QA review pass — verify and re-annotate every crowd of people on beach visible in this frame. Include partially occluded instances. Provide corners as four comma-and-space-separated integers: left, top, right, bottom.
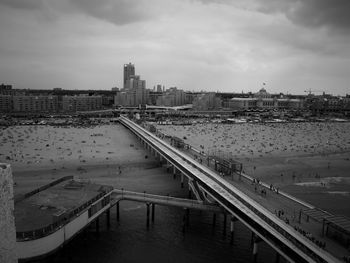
156, 121, 350, 160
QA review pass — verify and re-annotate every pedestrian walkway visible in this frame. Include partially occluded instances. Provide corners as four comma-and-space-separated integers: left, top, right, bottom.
168, 138, 350, 260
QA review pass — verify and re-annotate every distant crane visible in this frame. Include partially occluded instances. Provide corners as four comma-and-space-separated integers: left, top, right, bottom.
304, 89, 326, 95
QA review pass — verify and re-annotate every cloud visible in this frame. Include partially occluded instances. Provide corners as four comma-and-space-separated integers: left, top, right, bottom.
0, 0, 44, 10
68, 0, 154, 25
258, 0, 350, 32
0, 0, 349, 95
196, 0, 350, 32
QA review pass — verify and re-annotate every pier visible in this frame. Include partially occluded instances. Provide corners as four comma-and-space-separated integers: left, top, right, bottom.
119, 115, 342, 263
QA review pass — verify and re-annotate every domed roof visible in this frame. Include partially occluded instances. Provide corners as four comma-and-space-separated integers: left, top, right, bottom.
254, 87, 271, 98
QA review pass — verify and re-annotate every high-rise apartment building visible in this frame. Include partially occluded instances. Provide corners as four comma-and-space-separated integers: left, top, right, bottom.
123, 63, 135, 89
116, 63, 149, 107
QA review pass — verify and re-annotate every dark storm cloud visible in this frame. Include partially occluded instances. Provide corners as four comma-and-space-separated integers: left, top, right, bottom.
197, 0, 350, 32
0, 0, 44, 9
68, 0, 152, 25
258, 0, 350, 31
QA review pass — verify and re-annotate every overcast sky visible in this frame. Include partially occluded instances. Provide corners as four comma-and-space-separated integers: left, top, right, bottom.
0, 0, 349, 95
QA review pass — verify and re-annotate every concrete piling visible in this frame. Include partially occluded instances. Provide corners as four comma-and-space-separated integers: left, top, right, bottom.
95, 217, 99, 234
146, 203, 150, 228
251, 233, 261, 263
106, 209, 110, 228
253, 240, 258, 263
223, 214, 227, 235
230, 216, 236, 243
185, 208, 190, 226
116, 202, 120, 221
275, 252, 280, 263
151, 203, 155, 223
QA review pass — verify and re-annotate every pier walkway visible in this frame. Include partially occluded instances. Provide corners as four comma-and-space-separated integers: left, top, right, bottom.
111, 189, 224, 213
119, 115, 343, 263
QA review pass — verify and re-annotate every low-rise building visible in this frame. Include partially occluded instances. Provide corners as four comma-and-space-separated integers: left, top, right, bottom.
62, 95, 102, 112
0, 95, 13, 112
229, 88, 303, 110
12, 95, 59, 112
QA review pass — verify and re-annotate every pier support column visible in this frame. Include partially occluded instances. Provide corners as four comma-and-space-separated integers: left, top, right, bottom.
275, 252, 280, 263
151, 203, 155, 223
181, 173, 184, 188
253, 241, 258, 263
212, 213, 217, 227
185, 208, 190, 226
116, 202, 120, 222
182, 208, 190, 233
223, 214, 227, 235
252, 234, 261, 263
95, 217, 100, 234
106, 209, 110, 228
146, 203, 150, 228
166, 160, 170, 172
230, 216, 237, 243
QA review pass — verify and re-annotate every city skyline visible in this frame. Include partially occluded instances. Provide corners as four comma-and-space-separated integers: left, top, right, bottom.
0, 1, 350, 95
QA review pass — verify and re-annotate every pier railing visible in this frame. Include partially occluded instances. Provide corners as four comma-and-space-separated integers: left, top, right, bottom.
16, 189, 112, 241
14, 176, 74, 204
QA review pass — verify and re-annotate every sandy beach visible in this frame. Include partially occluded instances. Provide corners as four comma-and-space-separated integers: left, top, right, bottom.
2, 121, 349, 216
2, 120, 350, 260
0, 124, 182, 197
156, 122, 350, 217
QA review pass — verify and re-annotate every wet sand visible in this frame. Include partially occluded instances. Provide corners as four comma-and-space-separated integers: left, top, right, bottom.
156, 122, 350, 217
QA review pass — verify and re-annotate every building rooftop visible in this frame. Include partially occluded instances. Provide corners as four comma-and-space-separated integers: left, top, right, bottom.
15, 179, 113, 232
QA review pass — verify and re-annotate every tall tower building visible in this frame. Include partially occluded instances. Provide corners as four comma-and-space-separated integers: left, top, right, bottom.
123, 63, 135, 89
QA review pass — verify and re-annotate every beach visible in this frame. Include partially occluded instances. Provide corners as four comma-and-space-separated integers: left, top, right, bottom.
156, 121, 350, 217
0, 123, 182, 197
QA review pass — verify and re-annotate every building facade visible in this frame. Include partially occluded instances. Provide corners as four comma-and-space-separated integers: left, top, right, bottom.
115, 63, 149, 107
62, 95, 102, 112
229, 88, 303, 110
123, 63, 135, 89
0, 95, 12, 112
12, 95, 59, 112
156, 87, 186, 107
